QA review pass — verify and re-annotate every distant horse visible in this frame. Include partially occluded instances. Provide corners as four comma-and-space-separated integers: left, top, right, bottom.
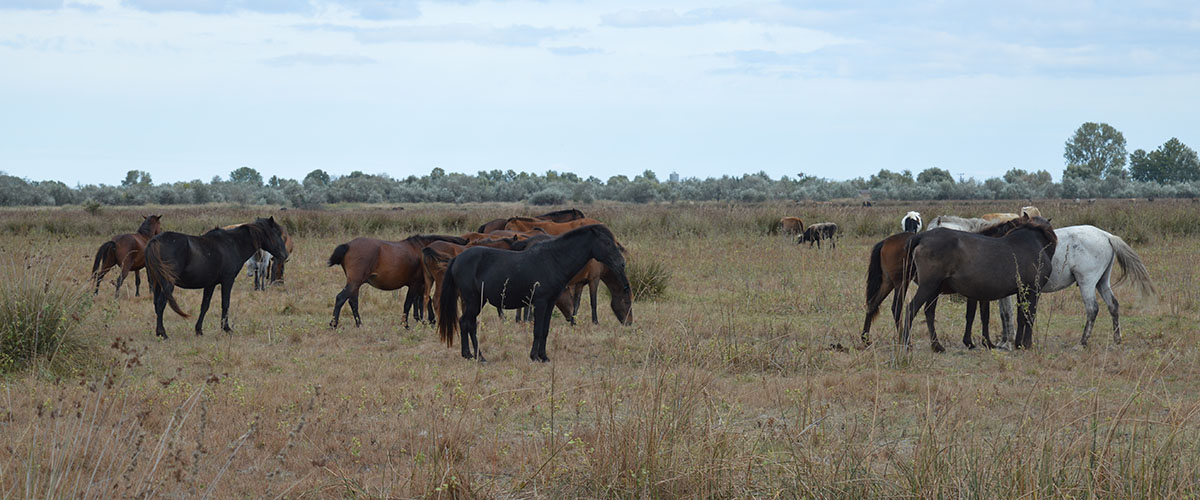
503, 217, 603, 235
477, 209, 587, 233
144, 217, 289, 339
326, 234, 468, 329
995, 225, 1154, 348
780, 217, 805, 235
899, 215, 1057, 351
902, 211, 922, 233
92, 215, 163, 298
798, 222, 838, 248
437, 224, 630, 362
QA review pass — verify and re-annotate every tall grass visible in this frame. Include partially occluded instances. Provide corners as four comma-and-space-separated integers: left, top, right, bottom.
0, 254, 94, 375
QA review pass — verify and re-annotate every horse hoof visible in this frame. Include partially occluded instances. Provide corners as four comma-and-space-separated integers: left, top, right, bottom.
329, 320, 338, 328
967, 344, 977, 350
931, 342, 945, 353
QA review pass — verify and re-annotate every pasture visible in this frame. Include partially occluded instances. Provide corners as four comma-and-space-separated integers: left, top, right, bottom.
2, 200, 1199, 498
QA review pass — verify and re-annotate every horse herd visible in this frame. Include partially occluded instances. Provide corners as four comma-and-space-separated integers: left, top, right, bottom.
87, 206, 1154, 363
90, 210, 632, 363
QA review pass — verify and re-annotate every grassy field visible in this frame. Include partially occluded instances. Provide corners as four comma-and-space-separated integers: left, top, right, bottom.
2, 199, 1199, 499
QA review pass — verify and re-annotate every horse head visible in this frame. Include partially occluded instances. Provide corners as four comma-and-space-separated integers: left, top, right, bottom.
252, 216, 289, 263
140, 214, 164, 236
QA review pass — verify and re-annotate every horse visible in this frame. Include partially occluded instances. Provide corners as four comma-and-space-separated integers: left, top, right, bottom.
503, 217, 603, 235
419, 236, 527, 319
860, 217, 1025, 347
899, 215, 1057, 351
780, 217, 805, 235
798, 222, 838, 248
225, 222, 294, 290
926, 215, 991, 232
92, 215, 163, 298
460, 229, 543, 242
437, 224, 630, 362
144, 217, 289, 339
902, 211, 922, 233
477, 208, 587, 233
994, 225, 1154, 348
559, 263, 634, 326
980, 206, 1042, 223
326, 234, 468, 329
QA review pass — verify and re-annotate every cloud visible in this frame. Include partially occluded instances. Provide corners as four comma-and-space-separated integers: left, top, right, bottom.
309, 23, 577, 47
121, 0, 312, 15
330, 0, 418, 20
548, 46, 601, 56
261, 52, 376, 66
0, 0, 64, 9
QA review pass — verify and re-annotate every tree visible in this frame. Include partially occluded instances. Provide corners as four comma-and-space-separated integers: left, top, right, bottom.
917, 167, 954, 184
303, 169, 331, 187
867, 169, 914, 188
121, 170, 152, 187
229, 167, 263, 186
1064, 122, 1127, 180
1130, 138, 1200, 183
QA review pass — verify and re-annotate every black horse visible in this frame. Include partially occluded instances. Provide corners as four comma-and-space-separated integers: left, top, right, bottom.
437, 224, 630, 362
798, 222, 839, 248
898, 215, 1057, 351
145, 217, 289, 339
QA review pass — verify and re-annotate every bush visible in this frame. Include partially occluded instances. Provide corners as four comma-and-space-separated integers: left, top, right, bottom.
528, 188, 569, 206
0, 255, 94, 374
627, 258, 671, 302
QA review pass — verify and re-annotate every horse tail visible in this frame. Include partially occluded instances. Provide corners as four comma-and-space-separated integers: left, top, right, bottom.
1105, 232, 1156, 297
327, 243, 350, 267
92, 240, 116, 274
437, 258, 461, 347
144, 240, 189, 318
897, 234, 921, 310
865, 239, 886, 306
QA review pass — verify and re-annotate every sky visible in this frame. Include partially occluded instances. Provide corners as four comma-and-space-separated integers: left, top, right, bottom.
1, 0, 1198, 186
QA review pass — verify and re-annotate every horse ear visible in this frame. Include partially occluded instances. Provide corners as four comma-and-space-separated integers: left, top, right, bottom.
1046, 217, 1053, 223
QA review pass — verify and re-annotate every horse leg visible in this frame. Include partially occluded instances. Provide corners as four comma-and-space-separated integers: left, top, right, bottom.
153, 285, 169, 339
331, 283, 360, 328
459, 314, 477, 360
1098, 282, 1121, 345
349, 294, 362, 327
924, 295, 944, 353
861, 278, 895, 345
980, 300, 994, 349
1078, 285, 1101, 346
963, 299, 977, 349
1019, 296, 1040, 349
532, 303, 554, 362
195, 286, 215, 336
588, 279, 599, 325
115, 259, 133, 299
903, 284, 939, 349
93, 265, 110, 295
219, 281, 233, 332
134, 269, 141, 297
997, 296, 1015, 349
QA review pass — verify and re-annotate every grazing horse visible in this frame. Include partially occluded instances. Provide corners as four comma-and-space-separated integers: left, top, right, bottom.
503, 217, 603, 235
899, 215, 1057, 351
437, 224, 630, 362
92, 215, 163, 298
558, 263, 634, 326
780, 217, 805, 235
144, 217, 289, 339
798, 222, 838, 248
926, 215, 991, 232
902, 211, 922, 233
995, 225, 1154, 348
326, 234, 468, 329
477, 208, 587, 233
225, 222, 294, 290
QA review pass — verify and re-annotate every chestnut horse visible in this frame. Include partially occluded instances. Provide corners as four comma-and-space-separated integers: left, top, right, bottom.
327, 234, 468, 329
477, 209, 586, 233
92, 214, 163, 298
503, 216, 603, 235
780, 217, 805, 235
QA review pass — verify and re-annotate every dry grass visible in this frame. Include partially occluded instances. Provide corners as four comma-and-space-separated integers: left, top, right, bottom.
1, 199, 1199, 498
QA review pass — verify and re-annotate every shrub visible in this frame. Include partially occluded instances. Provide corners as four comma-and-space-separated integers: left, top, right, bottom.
627, 258, 671, 301
528, 188, 569, 206
0, 255, 94, 374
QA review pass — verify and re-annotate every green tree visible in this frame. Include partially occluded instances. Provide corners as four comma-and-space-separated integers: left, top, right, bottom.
917, 167, 954, 184
867, 169, 914, 188
1064, 122, 1127, 180
229, 167, 263, 186
303, 169, 331, 187
121, 170, 152, 187
1130, 138, 1200, 183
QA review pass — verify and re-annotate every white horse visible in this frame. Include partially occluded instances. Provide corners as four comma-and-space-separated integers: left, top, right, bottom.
926, 215, 991, 232
902, 211, 922, 232
245, 249, 273, 291
996, 225, 1154, 348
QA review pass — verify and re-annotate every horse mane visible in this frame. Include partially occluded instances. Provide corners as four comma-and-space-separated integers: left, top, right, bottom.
536, 209, 585, 219
1008, 216, 1058, 245
505, 216, 540, 224
405, 234, 469, 246
509, 234, 554, 251
559, 224, 624, 252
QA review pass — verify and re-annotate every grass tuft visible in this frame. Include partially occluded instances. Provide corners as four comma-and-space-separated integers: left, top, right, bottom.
0, 253, 95, 375
627, 258, 671, 302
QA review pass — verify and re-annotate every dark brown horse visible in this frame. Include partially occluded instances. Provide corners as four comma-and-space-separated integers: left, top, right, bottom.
560, 259, 635, 326
861, 217, 1026, 348
899, 215, 1057, 351
477, 209, 586, 233
798, 222, 838, 248
327, 234, 468, 329
92, 215, 163, 298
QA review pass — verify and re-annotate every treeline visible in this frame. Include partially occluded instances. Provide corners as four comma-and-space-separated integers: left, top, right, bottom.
3, 165, 1200, 209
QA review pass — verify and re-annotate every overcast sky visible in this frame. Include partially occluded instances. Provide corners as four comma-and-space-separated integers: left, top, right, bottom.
1, 0, 1197, 186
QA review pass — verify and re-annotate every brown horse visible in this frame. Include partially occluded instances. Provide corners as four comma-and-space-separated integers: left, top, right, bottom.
780, 217, 805, 235
92, 214, 163, 298
419, 236, 528, 318
557, 263, 634, 326
477, 209, 586, 233
326, 234, 468, 329
503, 217, 603, 235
